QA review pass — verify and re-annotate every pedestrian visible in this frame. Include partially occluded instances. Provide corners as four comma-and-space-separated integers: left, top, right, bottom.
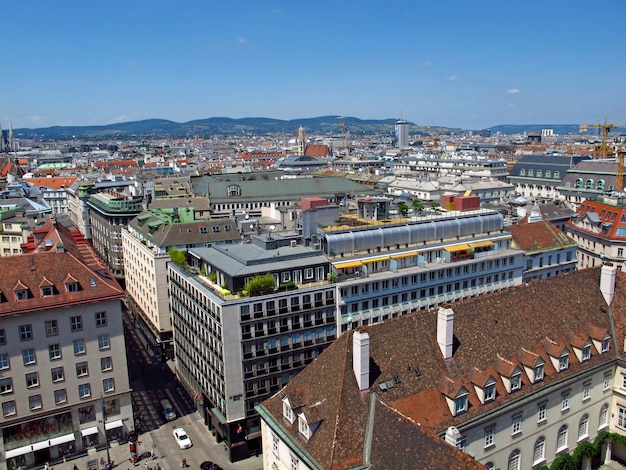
73, 464, 79, 470
150, 449, 154, 459
44, 463, 49, 470
181, 458, 187, 468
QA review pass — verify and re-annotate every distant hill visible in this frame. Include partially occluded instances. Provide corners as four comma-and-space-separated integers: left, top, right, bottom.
10, 116, 597, 140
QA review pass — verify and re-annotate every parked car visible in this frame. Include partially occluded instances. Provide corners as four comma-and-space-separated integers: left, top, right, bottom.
173, 428, 192, 449
200, 462, 222, 470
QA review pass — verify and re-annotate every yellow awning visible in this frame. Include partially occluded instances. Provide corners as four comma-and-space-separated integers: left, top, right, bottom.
391, 252, 419, 259
334, 261, 363, 270
469, 241, 494, 249
443, 244, 471, 252
362, 256, 390, 264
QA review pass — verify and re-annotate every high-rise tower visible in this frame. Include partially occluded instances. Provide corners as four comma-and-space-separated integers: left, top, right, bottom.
395, 120, 409, 148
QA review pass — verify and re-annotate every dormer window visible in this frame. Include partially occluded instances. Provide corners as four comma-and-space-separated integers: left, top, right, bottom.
582, 344, 592, 361
40, 285, 54, 297
298, 415, 310, 440
484, 380, 496, 403
559, 353, 569, 371
601, 337, 610, 353
282, 399, 295, 424
511, 370, 522, 391
14, 289, 29, 301
534, 363, 545, 382
66, 282, 80, 293
454, 392, 468, 415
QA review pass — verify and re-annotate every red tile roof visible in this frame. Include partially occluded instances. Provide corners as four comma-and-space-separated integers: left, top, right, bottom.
26, 177, 78, 190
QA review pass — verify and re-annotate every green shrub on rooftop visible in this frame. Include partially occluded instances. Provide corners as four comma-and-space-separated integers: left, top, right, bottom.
169, 248, 187, 267
244, 273, 276, 295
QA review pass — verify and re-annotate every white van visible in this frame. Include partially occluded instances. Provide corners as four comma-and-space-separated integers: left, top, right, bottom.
160, 399, 176, 421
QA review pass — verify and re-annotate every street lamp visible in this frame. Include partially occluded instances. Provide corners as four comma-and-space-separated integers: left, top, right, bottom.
100, 396, 111, 469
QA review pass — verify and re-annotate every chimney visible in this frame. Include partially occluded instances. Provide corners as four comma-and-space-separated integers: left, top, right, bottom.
437, 305, 454, 359
353, 330, 370, 391
601, 263, 617, 306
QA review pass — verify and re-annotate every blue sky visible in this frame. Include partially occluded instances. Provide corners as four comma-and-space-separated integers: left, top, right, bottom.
1, 0, 625, 130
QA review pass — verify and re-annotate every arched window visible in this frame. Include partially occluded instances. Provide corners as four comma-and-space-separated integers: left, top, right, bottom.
585, 179, 594, 189
485, 463, 495, 470
528, 169, 534, 177
575, 178, 583, 188
536, 170, 542, 177
533, 437, 546, 465
554, 170, 560, 178
545, 170, 552, 178
578, 414, 589, 439
597, 179, 605, 190
519, 169, 526, 176
557, 425, 568, 451
508, 449, 521, 470
599, 404, 609, 429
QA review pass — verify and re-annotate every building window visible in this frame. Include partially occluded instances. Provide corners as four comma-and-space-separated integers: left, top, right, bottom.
41, 285, 54, 297
70, 316, 82, 332
557, 425, 568, 451
0, 353, 9, 370
583, 382, 591, 401
512, 414, 522, 435
15, 289, 29, 301
100, 357, 113, 372
601, 337, 610, 353
484, 426, 495, 448
45, 320, 58, 336
618, 406, 626, 430
484, 382, 496, 402
19, 325, 33, 341
54, 389, 67, 405
559, 353, 569, 371
582, 344, 591, 361
604, 373, 612, 391
29, 394, 42, 411
98, 335, 110, 350
73, 339, 86, 355
0, 329, 5, 345
455, 393, 468, 415
533, 437, 546, 465
22, 348, 36, 365
25, 372, 39, 388
272, 434, 279, 456
76, 362, 88, 377
507, 449, 521, 470
78, 383, 91, 399
95, 312, 107, 327
66, 282, 80, 293
511, 371, 522, 391
2, 400, 16, 417
534, 363, 544, 382
283, 401, 294, 423
49, 344, 62, 360
599, 404, 609, 429
51, 367, 64, 383
561, 392, 570, 411
103, 378, 115, 393
538, 403, 547, 423
578, 415, 589, 440
0, 378, 13, 394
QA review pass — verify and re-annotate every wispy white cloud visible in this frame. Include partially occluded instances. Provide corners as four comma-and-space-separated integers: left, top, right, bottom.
446, 75, 461, 81
507, 88, 521, 94
112, 115, 130, 123
237, 37, 246, 44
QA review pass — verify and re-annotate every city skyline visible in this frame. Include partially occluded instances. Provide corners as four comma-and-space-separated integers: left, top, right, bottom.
1, 0, 625, 130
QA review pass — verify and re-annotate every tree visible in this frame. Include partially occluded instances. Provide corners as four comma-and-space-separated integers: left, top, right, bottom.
169, 248, 187, 266
431, 202, 440, 211
412, 199, 424, 215
397, 201, 409, 217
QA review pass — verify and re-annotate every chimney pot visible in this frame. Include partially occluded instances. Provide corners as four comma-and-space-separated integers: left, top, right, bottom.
437, 305, 455, 359
353, 330, 370, 391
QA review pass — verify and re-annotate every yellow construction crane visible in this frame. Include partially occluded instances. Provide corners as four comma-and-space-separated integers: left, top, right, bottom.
580, 119, 626, 190
333, 121, 347, 148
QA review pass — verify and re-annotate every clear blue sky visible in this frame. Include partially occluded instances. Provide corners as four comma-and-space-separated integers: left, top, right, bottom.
1, 0, 624, 130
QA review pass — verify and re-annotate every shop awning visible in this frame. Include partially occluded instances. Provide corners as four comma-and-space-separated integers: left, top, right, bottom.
334, 261, 362, 270
49, 433, 75, 446
443, 244, 471, 252
31, 440, 50, 451
361, 256, 390, 264
210, 407, 226, 425
5, 444, 33, 459
81, 426, 99, 437
469, 241, 494, 249
391, 252, 419, 259
105, 419, 123, 430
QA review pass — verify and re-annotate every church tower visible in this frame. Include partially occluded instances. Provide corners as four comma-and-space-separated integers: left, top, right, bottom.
297, 125, 306, 156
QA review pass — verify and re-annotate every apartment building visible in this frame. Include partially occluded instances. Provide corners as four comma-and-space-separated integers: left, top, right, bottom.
565, 196, 626, 271
509, 220, 578, 283
0, 247, 132, 470
122, 207, 240, 357
256, 265, 625, 469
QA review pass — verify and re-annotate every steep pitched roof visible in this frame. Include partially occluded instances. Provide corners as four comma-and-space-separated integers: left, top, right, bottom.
509, 220, 576, 252
259, 267, 622, 468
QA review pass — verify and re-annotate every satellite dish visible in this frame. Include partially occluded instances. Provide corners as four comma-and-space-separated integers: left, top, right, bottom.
250, 224, 255, 230
269, 225, 276, 231
244, 213, 249, 219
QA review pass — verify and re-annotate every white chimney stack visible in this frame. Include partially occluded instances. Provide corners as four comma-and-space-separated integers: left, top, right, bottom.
353, 330, 370, 391
601, 263, 617, 307
437, 305, 455, 359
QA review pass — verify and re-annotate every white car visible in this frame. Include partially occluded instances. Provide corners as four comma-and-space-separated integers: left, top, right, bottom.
173, 428, 192, 449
